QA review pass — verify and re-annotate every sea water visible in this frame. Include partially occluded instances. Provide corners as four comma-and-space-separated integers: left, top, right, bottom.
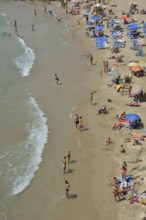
0, 9, 48, 196
0, 1, 89, 219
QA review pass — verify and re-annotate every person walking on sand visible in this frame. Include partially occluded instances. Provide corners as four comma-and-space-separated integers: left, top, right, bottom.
88, 53, 93, 65
121, 161, 127, 181
62, 156, 67, 174
67, 151, 71, 164
74, 114, 79, 128
79, 116, 84, 132
54, 74, 60, 85
65, 180, 70, 198
103, 61, 108, 73
90, 92, 93, 105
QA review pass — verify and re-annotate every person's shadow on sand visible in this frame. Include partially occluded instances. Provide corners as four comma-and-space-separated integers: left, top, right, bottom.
69, 194, 78, 199
81, 127, 88, 132
57, 82, 62, 85
66, 169, 75, 174
92, 102, 98, 106
70, 160, 77, 164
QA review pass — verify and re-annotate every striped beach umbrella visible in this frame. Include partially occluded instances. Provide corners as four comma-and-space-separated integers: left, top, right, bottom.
130, 85, 143, 96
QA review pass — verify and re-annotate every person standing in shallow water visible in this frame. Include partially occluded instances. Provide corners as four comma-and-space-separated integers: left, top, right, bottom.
65, 180, 70, 198
44, 5, 47, 14
14, 20, 17, 32
34, 9, 37, 16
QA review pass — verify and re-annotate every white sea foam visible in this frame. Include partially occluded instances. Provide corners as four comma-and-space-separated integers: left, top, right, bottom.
14, 37, 35, 77
12, 95, 48, 195
0, 13, 6, 16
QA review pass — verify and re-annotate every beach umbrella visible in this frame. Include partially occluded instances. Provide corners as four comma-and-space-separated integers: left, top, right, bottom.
94, 25, 104, 30
86, 22, 94, 26
130, 85, 143, 97
128, 62, 138, 67
95, 3, 101, 7
90, 15, 100, 21
131, 65, 142, 72
126, 113, 141, 122
128, 23, 137, 27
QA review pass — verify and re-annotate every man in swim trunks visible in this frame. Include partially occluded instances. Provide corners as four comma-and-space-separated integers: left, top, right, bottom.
65, 180, 70, 198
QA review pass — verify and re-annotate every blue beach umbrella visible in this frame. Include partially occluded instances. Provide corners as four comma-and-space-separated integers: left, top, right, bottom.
90, 15, 100, 21
94, 25, 104, 30
126, 113, 141, 122
86, 21, 94, 26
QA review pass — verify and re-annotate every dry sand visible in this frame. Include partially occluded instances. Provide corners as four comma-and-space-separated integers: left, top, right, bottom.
61, 0, 146, 219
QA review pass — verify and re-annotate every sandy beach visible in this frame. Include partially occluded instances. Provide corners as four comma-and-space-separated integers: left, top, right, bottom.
1, 0, 146, 219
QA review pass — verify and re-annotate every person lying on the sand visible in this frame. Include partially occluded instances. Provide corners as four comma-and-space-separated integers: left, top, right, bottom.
112, 122, 124, 131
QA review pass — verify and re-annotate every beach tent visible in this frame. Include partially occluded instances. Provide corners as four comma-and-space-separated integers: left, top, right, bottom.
126, 113, 141, 122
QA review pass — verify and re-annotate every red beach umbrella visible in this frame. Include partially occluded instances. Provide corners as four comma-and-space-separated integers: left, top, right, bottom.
121, 15, 129, 20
